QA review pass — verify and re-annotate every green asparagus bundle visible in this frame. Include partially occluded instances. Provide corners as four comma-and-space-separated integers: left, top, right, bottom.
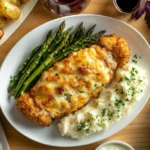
8, 46, 41, 93
8, 21, 106, 99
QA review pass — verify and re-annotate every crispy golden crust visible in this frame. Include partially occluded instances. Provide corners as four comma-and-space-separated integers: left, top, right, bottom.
17, 34, 130, 126
99, 34, 130, 68
17, 93, 52, 126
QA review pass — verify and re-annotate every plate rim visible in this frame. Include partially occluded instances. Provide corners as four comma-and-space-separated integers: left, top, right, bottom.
0, 14, 150, 147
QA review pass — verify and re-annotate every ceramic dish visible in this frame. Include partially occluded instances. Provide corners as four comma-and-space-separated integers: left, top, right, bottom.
95, 140, 134, 150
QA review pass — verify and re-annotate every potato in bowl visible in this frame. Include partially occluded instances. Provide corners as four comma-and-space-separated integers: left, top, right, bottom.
0, 0, 30, 39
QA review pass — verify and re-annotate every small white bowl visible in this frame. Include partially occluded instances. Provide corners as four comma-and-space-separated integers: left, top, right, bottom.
95, 140, 134, 150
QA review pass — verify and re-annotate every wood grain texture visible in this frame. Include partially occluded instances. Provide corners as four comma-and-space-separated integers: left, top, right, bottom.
0, 0, 150, 150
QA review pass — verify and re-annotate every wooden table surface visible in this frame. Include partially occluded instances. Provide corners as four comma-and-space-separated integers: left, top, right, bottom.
0, 0, 150, 150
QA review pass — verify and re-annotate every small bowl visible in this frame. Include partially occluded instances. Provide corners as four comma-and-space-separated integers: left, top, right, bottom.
95, 140, 134, 150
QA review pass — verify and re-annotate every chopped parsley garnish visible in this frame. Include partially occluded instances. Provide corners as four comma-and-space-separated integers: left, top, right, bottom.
131, 78, 136, 81
125, 76, 129, 80
55, 73, 59, 76
132, 59, 137, 64
107, 110, 114, 118
115, 98, 125, 107
130, 67, 138, 77
94, 83, 97, 87
64, 93, 71, 102
120, 89, 124, 94
133, 54, 141, 59
65, 96, 70, 102
96, 123, 101, 126
135, 70, 138, 74
77, 120, 91, 132
95, 115, 99, 119
133, 54, 141, 60
85, 129, 89, 134
101, 109, 106, 117
132, 91, 135, 96
134, 55, 138, 59
126, 98, 129, 101
118, 77, 123, 83
138, 79, 142, 83
78, 90, 84, 93
77, 122, 84, 131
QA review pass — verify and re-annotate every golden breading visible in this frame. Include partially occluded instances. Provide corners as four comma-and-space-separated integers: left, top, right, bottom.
17, 93, 52, 126
99, 34, 130, 68
17, 34, 130, 126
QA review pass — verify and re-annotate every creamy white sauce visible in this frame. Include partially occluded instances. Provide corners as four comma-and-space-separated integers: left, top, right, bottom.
58, 64, 147, 139
99, 144, 129, 150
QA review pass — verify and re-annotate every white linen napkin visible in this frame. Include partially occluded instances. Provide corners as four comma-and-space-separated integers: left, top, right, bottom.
0, 121, 10, 150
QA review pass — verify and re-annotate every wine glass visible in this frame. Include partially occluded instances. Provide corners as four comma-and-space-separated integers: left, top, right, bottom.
44, 0, 91, 16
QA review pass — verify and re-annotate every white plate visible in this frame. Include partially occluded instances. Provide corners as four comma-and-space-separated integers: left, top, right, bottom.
0, 14, 150, 147
0, 0, 38, 46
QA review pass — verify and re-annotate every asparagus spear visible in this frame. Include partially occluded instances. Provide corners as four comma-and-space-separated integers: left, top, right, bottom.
16, 30, 106, 98
85, 24, 96, 37
7, 46, 41, 93
52, 26, 73, 56
72, 26, 85, 44
43, 21, 66, 58
65, 24, 96, 49
23, 29, 53, 73
21, 31, 57, 75
19, 46, 40, 71
8, 30, 55, 93
13, 30, 55, 97
66, 22, 84, 47
56, 21, 66, 37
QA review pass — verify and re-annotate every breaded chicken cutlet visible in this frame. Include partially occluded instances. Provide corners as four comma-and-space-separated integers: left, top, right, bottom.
17, 34, 130, 126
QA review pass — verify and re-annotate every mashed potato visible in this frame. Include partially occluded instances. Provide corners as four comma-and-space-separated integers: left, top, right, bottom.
58, 64, 147, 139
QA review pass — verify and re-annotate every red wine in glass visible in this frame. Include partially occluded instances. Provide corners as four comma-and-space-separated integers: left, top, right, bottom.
45, 0, 91, 16
113, 0, 141, 13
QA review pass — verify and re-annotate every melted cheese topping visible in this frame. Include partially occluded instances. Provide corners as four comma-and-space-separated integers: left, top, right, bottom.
29, 45, 116, 118
58, 64, 147, 139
